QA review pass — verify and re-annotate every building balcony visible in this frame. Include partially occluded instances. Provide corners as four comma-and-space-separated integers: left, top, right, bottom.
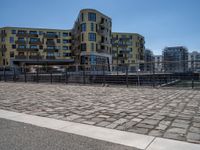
97, 29, 107, 35
44, 34, 58, 38
96, 49, 109, 54
119, 37, 132, 41
29, 41, 42, 45
15, 40, 26, 44
46, 56, 56, 60
16, 48, 39, 52
44, 48, 58, 52
0, 48, 7, 52
99, 21, 109, 27
29, 55, 43, 60
99, 41, 110, 46
15, 55, 27, 59
46, 41, 56, 45
0, 32, 7, 37
16, 33, 27, 37
28, 33, 38, 37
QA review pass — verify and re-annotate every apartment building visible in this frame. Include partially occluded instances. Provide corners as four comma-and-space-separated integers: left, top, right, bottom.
163, 46, 188, 73
188, 51, 200, 72
0, 27, 74, 66
72, 9, 112, 70
154, 55, 163, 72
111, 32, 145, 71
0, 9, 145, 69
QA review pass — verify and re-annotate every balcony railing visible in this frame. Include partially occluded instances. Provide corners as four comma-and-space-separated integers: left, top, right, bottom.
28, 33, 38, 37
44, 48, 58, 52
46, 56, 56, 60
16, 48, 27, 51
29, 41, 42, 45
0, 48, 7, 52
16, 48, 39, 51
29, 55, 43, 60
15, 40, 26, 44
16, 33, 27, 37
46, 41, 56, 45
44, 34, 58, 38
14, 55, 27, 59
0, 32, 7, 36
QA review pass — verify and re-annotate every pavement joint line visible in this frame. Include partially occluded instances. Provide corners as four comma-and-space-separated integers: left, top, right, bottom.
0, 109, 200, 150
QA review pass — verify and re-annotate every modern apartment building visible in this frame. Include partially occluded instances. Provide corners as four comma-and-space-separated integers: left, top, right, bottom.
154, 55, 163, 72
163, 46, 188, 73
0, 9, 145, 69
72, 9, 112, 69
144, 49, 154, 72
188, 51, 200, 72
0, 27, 74, 66
111, 32, 145, 71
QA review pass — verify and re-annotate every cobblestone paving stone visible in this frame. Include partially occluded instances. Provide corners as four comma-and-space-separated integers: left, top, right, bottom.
0, 82, 200, 144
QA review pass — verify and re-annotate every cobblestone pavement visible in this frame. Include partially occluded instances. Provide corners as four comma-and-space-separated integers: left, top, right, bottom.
0, 82, 200, 144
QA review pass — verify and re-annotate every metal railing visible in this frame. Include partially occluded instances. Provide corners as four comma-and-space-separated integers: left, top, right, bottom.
0, 61, 200, 89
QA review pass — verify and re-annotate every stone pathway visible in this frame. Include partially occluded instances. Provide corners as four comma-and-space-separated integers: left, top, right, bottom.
0, 82, 200, 144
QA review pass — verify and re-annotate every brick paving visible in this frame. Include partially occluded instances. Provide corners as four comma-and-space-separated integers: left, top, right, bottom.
0, 82, 200, 144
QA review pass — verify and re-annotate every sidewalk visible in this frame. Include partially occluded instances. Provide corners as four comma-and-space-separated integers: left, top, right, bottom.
0, 109, 199, 150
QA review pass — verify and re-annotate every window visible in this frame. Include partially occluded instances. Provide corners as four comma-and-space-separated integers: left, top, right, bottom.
63, 32, 68, 37
63, 46, 68, 50
63, 39, 68, 44
81, 13, 84, 21
91, 23, 94, 31
82, 33, 84, 42
47, 46, 55, 49
81, 43, 86, 51
18, 45, 26, 49
88, 33, 96, 41
12, 30, 16, 34
63, 53, 71, 57
30, 45, 37, 49
57, 39, 60, 43
30, 38, 39, 42
29, 31, 37, 35
10, 51, 14, 58
39, 31, 43, 35
88, 12, 96, 21
81, 23, 86, 32
91, 43, 94, 51
39, 45, 43, 49
10, 37, 14, 43
69, 32, 71, 36
18, 38, 25, 42
12, 45, 16, 49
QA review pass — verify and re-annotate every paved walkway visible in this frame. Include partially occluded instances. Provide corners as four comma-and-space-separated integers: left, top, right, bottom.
0, 82, 200, 144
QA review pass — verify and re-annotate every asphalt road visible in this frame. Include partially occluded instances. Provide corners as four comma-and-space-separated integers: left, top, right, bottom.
0, 118, 140, 150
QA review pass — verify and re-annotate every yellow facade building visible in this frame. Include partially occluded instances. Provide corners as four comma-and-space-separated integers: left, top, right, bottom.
0, 9, 145, 69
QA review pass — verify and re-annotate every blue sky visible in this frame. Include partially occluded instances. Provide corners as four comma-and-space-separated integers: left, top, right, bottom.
0, 0, 200, 54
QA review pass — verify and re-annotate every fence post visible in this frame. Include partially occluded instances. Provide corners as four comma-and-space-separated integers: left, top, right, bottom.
103, 64, 105, 86
126, 65, 129, 88
50, 70, 53, 84
24, 67, 27, 83
13, 67, 16, 82
83, 65, 86, 84
3, 66, 6, 82
192, 72, 194, 89
36, 66, 39, 83
65, 67, 68, 84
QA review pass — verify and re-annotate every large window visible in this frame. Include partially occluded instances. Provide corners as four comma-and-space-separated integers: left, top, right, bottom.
63, 32, 68, 37
12, 30, 16, 34
88, 12, 96, 21
10, 37, 14, 43
30, 45, 37, 49
63, 46, 68, 50
88, 33, 96, 41
81, 43, 86, 51
81, 13, 84, 21
91, 23, 94, 31
81, 23, 86, 32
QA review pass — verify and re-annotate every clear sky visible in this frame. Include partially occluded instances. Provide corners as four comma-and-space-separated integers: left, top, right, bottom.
0, 0, 200, 54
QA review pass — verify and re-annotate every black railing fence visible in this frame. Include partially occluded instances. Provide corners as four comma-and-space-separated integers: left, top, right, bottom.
0, 61, 200, 89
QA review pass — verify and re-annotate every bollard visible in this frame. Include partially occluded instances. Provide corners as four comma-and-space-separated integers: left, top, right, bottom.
24, 67, 27, 83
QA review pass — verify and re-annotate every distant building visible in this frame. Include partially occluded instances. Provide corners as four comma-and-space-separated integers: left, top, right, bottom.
163, 46, 188, 73
188, 51, 200, 72
144, 49, 154, 72
154, 55, 163, 72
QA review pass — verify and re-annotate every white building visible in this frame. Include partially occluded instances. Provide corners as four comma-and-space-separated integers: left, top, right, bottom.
188, 51, 200, 72
154, 55, 163, 72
